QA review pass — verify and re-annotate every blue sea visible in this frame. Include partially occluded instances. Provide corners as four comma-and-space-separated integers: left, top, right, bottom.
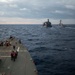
0, 24, 75, 75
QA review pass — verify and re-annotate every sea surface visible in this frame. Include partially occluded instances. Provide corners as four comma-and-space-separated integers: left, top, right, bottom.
0, 24, 75, 75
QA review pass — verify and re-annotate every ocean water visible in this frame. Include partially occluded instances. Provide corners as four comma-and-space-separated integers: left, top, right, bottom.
0, 24, 75, 75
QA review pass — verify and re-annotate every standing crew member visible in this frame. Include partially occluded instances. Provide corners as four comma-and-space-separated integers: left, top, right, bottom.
13, 45, 15, 50
11, 51, 16, 61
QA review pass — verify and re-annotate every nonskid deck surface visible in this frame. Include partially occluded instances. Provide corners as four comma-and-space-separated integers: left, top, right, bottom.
0, 38, 38, 75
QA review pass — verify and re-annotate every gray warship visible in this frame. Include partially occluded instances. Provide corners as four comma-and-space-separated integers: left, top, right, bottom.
43, 19, 52, 27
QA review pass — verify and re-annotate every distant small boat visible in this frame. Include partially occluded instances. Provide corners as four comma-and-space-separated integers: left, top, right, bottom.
59, 20, 65, 27
43, 19, 52, 27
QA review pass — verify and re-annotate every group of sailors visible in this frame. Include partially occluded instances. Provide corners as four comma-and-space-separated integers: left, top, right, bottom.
0, 40, 11, 46
0, 36, 15, 47
0, 36, 21, 62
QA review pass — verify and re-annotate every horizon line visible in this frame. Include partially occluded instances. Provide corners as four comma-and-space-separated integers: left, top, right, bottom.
0, 23, 75, 25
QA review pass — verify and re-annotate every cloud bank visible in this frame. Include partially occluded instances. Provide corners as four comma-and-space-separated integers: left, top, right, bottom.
0, 0, 75, 24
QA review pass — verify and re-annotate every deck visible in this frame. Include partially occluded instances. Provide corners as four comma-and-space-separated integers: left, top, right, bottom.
0, 38, 38, 75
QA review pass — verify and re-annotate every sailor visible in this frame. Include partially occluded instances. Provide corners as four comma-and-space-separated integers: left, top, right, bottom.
13, 45, 16, 50
15, 50, 18, 59
0, 41, 3, 46
5, 40, 11, 46
19, 39, 21, 44
11, 51, 16, 61
9, 35, 14, 40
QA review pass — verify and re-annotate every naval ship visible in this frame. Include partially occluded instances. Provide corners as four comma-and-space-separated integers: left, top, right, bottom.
43, 19, 52, 27
0, 36, 38, 75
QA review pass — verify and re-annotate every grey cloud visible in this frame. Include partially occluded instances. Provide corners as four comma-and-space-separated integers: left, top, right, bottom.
0, 0, 75, 19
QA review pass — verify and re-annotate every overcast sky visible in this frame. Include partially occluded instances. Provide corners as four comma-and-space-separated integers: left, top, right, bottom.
0, 0, 75, 24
